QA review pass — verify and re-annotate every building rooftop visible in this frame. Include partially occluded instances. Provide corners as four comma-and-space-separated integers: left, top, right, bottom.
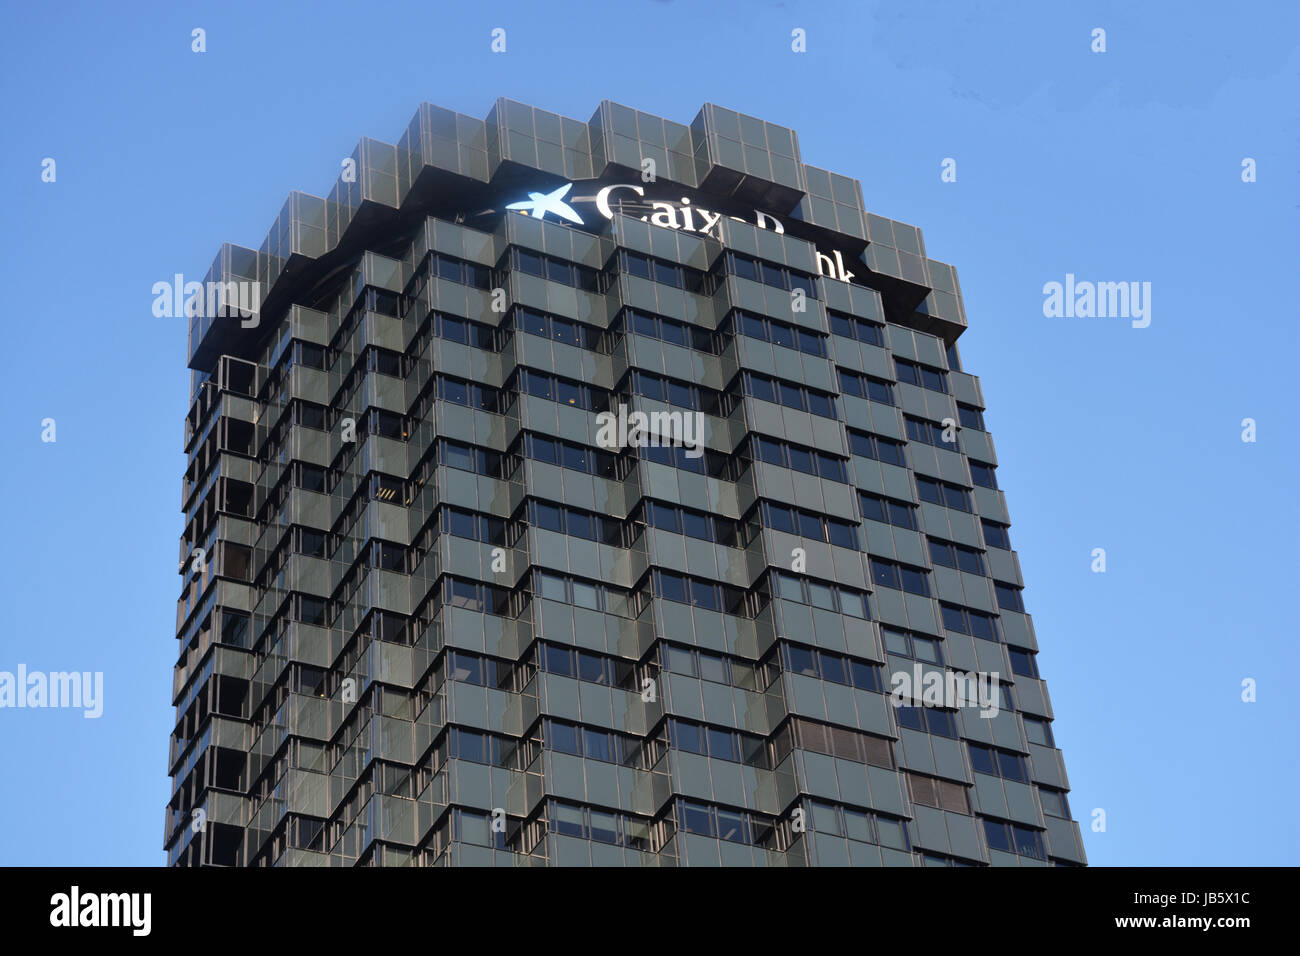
189, 99, 968, 370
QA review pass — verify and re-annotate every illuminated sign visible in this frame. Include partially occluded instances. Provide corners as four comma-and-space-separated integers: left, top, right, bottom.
589, 183, 776, 238
505, 183, 583, 225
503, 180, 858, 283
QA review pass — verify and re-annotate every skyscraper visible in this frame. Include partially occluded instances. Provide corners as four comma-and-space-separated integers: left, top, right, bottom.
167, 99, 1086, 867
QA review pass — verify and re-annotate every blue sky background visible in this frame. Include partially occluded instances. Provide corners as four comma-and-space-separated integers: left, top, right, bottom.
0, 0, 1295, 866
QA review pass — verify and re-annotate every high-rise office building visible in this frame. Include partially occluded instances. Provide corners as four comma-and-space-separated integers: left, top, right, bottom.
167, 99, 1086, 867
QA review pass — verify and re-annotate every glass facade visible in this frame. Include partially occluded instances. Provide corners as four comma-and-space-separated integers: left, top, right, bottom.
166, 98, 1086, 867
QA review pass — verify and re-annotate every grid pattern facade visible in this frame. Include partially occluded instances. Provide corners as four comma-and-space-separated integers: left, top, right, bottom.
166, 98, 1087, 867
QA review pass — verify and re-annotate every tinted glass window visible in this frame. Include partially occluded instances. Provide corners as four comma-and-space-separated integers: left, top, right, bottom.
674, 722, 705, 754
682, 511, 711, 540
787, 446, 814, 473
786, 644, 816, 676
517, 251, 543, 276
970, 745, 997, 776
550, 721, 579, 754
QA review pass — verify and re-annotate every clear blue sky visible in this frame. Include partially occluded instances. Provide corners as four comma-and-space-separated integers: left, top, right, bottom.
0, 0, 1295, 866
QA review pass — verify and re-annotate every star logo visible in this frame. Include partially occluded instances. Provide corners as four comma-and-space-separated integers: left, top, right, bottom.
505, 182, 583, 225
